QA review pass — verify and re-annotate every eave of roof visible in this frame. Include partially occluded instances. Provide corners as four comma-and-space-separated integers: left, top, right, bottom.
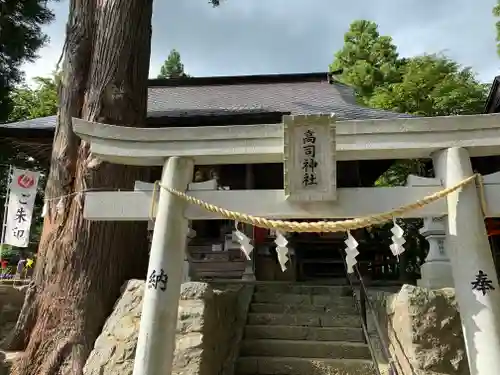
148, 72, 332, 87
484, 75, 500, 113
0, 72, 411, 136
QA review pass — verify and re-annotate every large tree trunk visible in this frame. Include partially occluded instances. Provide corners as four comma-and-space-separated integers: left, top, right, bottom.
2, 0, 96, 352
7, 0, 154, 373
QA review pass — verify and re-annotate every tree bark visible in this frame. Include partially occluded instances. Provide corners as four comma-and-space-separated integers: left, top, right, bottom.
8, 0, 154, 373
2, 0, 96, 353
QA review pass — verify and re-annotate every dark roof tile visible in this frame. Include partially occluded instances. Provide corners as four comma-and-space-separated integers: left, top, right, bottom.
2, 116, 57, 130
2, 72, 411, 130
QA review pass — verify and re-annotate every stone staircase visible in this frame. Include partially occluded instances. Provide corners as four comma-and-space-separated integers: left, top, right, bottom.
235, 283, 377, 375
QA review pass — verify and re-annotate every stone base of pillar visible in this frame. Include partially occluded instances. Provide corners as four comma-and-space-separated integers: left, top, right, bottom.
418, 261, 454, 289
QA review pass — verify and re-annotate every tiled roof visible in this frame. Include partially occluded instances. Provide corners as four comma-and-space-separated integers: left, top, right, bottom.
2, 72, 411, 130
147, 80, 410, 119
1, 115, 57, 130
484, 75, 500, 113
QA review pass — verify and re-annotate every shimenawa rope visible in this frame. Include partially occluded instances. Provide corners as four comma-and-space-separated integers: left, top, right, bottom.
149, 174, 481, 233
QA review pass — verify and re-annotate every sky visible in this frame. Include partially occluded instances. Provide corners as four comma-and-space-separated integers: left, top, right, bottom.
22, 0, 500, 84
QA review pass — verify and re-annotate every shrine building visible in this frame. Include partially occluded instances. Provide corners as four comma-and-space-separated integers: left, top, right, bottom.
2, 71, 500, 284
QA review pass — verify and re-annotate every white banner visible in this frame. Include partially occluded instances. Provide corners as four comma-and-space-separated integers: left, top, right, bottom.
3, 168, 40, 247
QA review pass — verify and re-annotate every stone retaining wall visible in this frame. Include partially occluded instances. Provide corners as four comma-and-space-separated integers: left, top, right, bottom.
367, 284, 469, 375
83, 280, 254, 375
0, 285, 26, 375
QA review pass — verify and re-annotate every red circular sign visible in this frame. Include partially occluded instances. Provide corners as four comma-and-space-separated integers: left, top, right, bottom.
17, 174, 35, 189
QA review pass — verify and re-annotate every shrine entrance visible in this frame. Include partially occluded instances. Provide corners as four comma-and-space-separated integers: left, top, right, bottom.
287, 231, 400, 283
74, 113, 500, 375
294, 232, 347, 281
252, 230, 350, 283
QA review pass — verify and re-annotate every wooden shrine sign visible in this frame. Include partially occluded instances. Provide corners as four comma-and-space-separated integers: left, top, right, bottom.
283, 114, 337, 202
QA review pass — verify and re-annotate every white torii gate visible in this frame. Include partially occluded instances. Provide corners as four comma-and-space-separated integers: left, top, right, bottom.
74, 114, 500, 375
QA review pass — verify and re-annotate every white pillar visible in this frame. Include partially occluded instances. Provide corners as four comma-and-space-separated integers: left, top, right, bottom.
436, 147, 500, 375
418, 216, 454, 289
133, 156, 194, 375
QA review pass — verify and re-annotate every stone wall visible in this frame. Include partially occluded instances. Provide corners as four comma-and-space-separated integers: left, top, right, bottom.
83, 280, 254, 375
0, 285, 26, 375
367, 284, 469, 375
0, 285, 25, 340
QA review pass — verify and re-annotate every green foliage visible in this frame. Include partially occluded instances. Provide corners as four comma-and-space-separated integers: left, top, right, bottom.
8, 75, 59, 122
369, 54, 488, 116
158, 49, 188, 79
0, 0, 57, 123
329, 20, 403, 104
375, 160, 430, 187
331, 20, 488, 116
330, 20, 489, 276
331, 20, 488, 188
0, 244, 18, 262
493, 3, 500, 57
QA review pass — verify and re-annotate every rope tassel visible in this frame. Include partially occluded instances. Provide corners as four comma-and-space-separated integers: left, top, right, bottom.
390, 219, 406, 256
344, 231, 359, 274
234, 222, 253, 260
274, 231, 289, 272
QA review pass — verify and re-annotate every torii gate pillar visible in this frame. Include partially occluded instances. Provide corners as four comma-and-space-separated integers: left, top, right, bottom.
132, 156, 194, 375
436, 147, 500, 375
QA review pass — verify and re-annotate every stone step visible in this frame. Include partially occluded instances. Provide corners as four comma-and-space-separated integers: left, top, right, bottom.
249, 302, 356, 314
252, 292, 354, 306
236, 356, 376, 375
241, 339, 371, 360
247, 313, 361, 328
254, 284, 351, 296
244, 325, 365, 342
